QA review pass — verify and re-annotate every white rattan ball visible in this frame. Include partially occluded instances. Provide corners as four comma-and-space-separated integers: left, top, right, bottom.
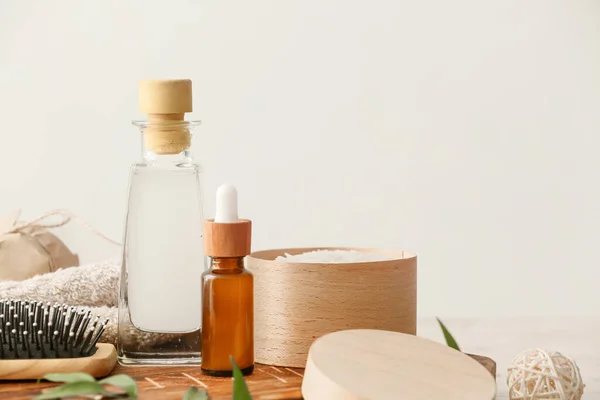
507, 348, 585, 400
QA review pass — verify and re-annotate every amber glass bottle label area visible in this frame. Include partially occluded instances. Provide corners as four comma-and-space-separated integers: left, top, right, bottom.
201, 258, 254, 376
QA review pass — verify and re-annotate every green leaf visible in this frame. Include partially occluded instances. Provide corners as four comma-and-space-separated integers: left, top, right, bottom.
436, 317, 461, 351
230, 356, 252, 400
182, 386, 210, 400
100, 374, 138, 399
41, 372, 96, 383
32, 381, 107, 399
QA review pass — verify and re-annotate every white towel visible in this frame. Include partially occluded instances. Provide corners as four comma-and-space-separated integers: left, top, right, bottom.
0, 259, 178, 348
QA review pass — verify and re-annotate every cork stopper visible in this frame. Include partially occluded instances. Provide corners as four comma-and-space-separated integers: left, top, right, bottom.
138, 79, 193, 155
139, 79, 192, 114
203, 184, 252, 257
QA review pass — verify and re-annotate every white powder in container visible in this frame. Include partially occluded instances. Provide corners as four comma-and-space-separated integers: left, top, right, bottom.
274, 249, 393, 263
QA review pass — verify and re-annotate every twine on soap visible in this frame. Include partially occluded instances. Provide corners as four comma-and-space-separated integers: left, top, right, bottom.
9, 209, 121, 246
247, 249, 417, 368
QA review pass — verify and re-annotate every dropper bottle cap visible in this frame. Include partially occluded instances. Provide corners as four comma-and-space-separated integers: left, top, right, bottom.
203, 184, 252, 257
138, 79, 193, 155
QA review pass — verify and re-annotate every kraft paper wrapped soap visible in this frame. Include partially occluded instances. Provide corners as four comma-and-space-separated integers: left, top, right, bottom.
0, 210, 79, 281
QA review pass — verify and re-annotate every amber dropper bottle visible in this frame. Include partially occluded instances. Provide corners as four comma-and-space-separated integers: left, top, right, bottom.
201, 184, 254, 376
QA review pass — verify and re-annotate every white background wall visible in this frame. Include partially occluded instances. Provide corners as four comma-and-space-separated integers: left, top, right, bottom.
1, 0, 600, 318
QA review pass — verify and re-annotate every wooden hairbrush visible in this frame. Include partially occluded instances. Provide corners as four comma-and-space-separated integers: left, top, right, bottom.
0, 300, 116, 380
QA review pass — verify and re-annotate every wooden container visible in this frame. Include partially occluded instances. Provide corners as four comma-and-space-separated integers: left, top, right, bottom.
246, 247, 417, 368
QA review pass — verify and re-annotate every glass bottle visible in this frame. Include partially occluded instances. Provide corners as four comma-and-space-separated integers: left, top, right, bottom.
201, 184, 254, 376
118, 79, 205, 366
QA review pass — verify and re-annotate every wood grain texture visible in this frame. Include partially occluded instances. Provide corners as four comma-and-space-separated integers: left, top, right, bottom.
203, 219, 252, 257
248, 247, 417, 367
5, 317, 594, 399
0, 355, 495, 399
0, 343, 116, 380
301, 330, 496, 400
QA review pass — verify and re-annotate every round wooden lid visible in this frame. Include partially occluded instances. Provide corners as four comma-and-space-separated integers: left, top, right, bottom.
301, 329, 496, 400
139, 79, 192, 114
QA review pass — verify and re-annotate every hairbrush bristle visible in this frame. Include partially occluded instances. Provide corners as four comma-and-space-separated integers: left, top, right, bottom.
0, 300, 108, 359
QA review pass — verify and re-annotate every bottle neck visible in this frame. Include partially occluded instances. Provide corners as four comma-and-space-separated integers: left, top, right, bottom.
141, 145, 194, 164
133, 119, 201, 164
209, 257, 245, 271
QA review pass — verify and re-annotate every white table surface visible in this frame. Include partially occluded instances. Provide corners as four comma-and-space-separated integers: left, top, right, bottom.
416, 317, 600, 399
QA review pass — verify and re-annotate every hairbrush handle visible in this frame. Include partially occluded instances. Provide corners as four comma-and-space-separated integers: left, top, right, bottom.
0, 343, 116, 380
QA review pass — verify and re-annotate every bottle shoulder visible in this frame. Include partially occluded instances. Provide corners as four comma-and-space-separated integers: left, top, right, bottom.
130, 162, 200, 174
202, 269, 253, 279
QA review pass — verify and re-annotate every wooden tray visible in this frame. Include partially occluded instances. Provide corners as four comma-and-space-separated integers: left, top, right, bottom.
0, 355, 495, 399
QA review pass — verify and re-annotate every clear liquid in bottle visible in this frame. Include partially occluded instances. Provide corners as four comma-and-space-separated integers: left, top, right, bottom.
117, 79, 205, 366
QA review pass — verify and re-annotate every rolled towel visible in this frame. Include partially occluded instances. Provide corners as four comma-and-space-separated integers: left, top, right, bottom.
0, 259, 180, 348
0, 259, 119, 307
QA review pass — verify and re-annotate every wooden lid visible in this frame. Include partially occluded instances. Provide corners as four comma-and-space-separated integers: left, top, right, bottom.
139, 79, 192, 114
301, 329, 496, 400
203, 219, 252, 257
